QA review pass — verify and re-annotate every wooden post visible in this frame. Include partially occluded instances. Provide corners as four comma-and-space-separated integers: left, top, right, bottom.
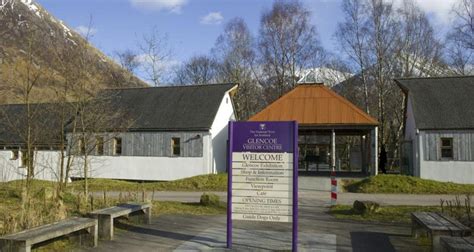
90, 195, 94, 211
331, 129, 336, 171
103, 191, 107, 205
98, 215, 114, 240
371, 127, 379, 176
360, 134, 366, 173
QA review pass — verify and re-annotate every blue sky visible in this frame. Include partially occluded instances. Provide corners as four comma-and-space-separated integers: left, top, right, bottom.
36, 0, 455, 68
35, 0, 344, 62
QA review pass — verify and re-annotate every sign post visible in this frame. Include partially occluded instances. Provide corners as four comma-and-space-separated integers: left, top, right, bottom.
227, 121, 298, 251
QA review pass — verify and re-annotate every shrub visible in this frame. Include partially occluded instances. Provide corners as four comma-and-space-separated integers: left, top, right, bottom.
352, 200, 381, 215
200, 193, 220, 207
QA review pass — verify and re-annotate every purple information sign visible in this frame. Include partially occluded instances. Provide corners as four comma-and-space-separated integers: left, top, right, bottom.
227, 121, 298, 251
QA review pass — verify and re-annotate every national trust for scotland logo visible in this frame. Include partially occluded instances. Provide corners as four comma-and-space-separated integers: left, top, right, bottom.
259, 123, 266, 131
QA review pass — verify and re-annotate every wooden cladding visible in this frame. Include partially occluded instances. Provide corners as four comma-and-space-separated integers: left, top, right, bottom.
69, 131, 205, 157
423, 131, 474, 161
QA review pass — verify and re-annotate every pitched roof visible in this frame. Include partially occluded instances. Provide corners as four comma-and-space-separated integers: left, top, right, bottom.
101, 83, 236, 131
0, 103, 71, 146
249, 84, 378, 126
0, 84, 236, 146
396, 76, 474, 130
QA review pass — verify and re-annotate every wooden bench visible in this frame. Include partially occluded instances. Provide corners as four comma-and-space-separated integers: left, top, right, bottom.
89, 202, 152, 240
412, 212, 471, 252
0, 217, 97, 252
440, 236, 474, 252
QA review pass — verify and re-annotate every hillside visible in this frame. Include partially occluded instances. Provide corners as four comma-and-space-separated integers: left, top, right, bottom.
0, 0, 147, 104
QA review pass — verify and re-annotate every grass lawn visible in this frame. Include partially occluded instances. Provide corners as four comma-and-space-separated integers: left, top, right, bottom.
70, 173, 228, 192
330, 205, 441, 224
0, 177, 227, 237
152, 201, 226, 216
343, 174, 474, 194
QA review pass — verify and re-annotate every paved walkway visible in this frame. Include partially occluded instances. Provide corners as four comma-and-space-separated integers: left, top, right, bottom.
79, 197, 429, 251
93, 190, 465, 206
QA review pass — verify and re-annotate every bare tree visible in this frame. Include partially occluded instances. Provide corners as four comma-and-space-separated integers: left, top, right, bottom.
174, 55, 219, 85
212, 18, 262, 120
396, 0, 445, 77
258, 0, 325, 102
0, 25, 54, 228
138, 27, 172, 86
115, 49, 140, 75
446, 0, 474, 75
452, 0, 474, 51
335, 0, 446, 169
335, 0, 372, 113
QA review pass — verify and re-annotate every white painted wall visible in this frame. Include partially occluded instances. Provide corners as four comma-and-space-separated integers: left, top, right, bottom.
405, 96, 474, 184
210, 91, 236, 173
405, 97, 417, 142
405, 97, 420, 176
71, 133, 212, 181
0, 150, 61, 182
0, 89, 236, 182
419, 135, 474, 184
0, 134, 213, 182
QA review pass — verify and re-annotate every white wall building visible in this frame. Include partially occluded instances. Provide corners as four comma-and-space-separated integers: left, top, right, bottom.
0, 84, 237, 182
397, 76, 474, 184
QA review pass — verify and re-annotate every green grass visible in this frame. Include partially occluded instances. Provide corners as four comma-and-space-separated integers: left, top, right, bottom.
152, 201, 226, 216
69, 173, 228, 192
330, 205, 441, 223
343, 174, 474, 194
0, 177, 228, 235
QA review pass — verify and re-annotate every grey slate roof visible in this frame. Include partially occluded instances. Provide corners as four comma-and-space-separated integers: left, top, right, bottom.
0, 84, 236, 146
100, 83, 236, 131
0, 103, 71, 146
395, 76, 474, 130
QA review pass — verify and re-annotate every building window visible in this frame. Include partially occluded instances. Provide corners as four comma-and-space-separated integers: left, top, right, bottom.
78, 138, 86, 155
113, 137, 122, 156
10, 150, 19, 160
96, 137, 104, 155
19, 150, 28, 167
441, 137, 453, 159
171, 137, 180, 156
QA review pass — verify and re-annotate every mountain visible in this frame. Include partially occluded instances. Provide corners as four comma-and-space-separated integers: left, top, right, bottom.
297, 67, 353, 87
0, 0, 147, 104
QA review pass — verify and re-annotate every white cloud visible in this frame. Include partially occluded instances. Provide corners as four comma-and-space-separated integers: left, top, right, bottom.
135, 53, 180, 82
394, 0, 457, 24
136, 53, 179, 67
200, 12, 224, 25
130, 0, 187, 14
74, 26, 98, 37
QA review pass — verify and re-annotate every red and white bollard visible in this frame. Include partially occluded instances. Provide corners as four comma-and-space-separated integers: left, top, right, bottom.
330, 170, 337, 205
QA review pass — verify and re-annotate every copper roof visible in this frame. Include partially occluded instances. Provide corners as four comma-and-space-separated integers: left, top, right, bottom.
249, 84, 378, 126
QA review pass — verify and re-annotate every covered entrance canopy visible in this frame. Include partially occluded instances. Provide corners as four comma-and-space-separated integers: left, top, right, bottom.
249, 83, 379, 176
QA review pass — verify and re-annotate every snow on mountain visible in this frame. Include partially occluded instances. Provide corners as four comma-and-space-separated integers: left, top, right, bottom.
0, 0, 146, 103
19, 0, 41, 18
298, 67, 353, 87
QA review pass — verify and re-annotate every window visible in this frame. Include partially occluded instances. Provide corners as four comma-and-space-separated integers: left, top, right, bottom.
113, 137, 122, 156
171, 137, 180, 156
441, 137, 453, 159
10, 150, 19, 160
78, 138, 86, 155
19, 150, 28, 167
96, 137, 104, 155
